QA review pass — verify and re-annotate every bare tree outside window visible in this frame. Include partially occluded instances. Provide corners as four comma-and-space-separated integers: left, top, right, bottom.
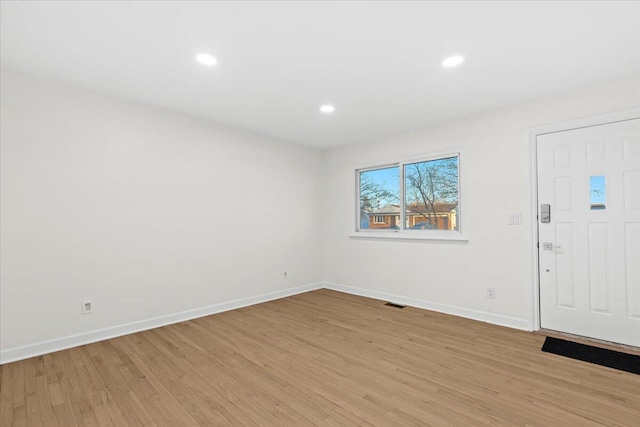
404, 156, 459, 229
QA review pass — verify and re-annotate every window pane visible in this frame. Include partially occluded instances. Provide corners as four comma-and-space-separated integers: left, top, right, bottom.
590, 175, 606, 210
404, 156, 459, 231
359, 166, 400, 229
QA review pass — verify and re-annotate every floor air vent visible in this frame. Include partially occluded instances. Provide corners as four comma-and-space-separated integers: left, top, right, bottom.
385, 302, 406, 309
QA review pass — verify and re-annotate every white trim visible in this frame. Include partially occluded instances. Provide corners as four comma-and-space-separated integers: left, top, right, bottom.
1, 280, 535, 365
528, 126, 542, 333
0, 283, 323, 365
527, 107, 640, 333
323, 282, 530, 331
349, 231, 468, 241
350, 147, 466, 172
529, 108, 640, 138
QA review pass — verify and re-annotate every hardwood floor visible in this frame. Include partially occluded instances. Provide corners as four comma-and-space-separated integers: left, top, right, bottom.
1, 289, 639, 426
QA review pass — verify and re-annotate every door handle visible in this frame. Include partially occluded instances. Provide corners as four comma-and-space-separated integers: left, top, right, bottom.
542, 242, 562, 250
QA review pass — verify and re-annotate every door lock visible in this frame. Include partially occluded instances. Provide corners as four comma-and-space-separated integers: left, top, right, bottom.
540, 204, 550, 223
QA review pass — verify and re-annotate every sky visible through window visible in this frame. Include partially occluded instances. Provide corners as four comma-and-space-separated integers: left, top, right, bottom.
360, 166, 399, 206
590, 175, 605, 208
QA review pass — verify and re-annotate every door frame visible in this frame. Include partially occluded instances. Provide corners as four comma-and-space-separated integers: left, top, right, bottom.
528, 107, 640, 332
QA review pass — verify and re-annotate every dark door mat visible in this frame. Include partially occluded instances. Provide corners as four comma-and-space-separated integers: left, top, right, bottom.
542, 336, 640, 375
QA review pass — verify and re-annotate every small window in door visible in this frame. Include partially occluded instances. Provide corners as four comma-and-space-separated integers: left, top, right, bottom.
590, 175, 606, 210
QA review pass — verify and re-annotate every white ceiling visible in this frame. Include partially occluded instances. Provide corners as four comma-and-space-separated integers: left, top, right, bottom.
1, 1, 639, 149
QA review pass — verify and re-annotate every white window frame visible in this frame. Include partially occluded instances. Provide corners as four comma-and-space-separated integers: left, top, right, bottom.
373, 215, 386, 224
352, 150, 467, 241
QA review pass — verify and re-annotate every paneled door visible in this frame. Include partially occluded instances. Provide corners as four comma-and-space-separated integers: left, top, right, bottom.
537, 118, 640, 347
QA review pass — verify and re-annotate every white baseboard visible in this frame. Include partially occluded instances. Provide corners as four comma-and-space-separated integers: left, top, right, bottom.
0, 282, 323, 365
1, 281, 532, 364
322, 281, 531, 331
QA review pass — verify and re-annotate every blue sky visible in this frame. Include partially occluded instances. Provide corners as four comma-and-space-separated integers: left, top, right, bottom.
590, 175, 606, 205
360, 166, 400, 206
360, 157, 459, 207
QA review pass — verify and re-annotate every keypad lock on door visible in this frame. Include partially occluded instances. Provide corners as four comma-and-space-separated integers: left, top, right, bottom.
540, 204, 550, 223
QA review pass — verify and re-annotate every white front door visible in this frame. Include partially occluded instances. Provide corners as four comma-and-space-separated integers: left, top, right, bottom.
537, 118, 640, 347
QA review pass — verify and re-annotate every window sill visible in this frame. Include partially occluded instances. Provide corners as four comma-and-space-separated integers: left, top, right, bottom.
349, 231, 468, 242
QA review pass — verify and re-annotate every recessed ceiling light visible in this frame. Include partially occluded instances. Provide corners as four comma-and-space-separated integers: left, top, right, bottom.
320, 104, 335, 114
195, 53, 217, 66
442, 55, 464, 68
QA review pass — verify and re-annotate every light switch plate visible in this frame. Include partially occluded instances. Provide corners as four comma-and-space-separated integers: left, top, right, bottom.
508, 213, 522, 225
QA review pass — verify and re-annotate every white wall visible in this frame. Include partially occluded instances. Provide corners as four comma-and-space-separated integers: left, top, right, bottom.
322, 75, 640, 329
0, 69, 323, 361
3, 67, 639, 364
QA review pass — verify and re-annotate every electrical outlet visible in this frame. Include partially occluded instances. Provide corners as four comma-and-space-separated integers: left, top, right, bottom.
283, 272, 288, 280
487, 288, 496, 299
81, 299, 93, 314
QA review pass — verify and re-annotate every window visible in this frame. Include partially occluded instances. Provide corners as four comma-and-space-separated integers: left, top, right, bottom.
356, 152, 462, 239
590, 175, 606, 210
358, 165, 400, 230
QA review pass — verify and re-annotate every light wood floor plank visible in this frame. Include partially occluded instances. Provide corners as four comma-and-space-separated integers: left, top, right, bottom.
2, 289, 639, 426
